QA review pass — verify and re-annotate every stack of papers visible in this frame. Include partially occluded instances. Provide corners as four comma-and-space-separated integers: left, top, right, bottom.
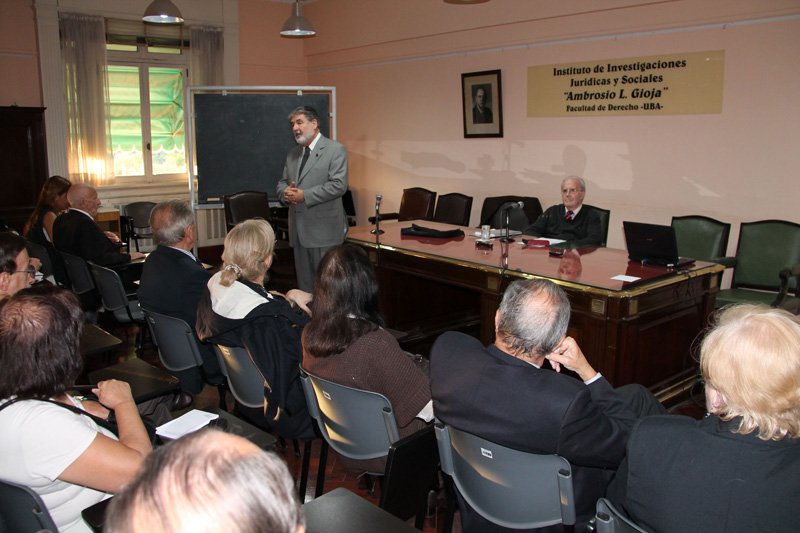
470, 229, 522, 239
156, 410, 219, 439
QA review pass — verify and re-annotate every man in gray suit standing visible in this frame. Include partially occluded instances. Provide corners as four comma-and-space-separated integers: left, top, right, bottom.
277, 106, 348, 291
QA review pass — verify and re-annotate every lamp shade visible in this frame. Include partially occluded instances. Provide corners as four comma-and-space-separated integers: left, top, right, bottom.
143, 0, 185, 24
280, 1, 315, 37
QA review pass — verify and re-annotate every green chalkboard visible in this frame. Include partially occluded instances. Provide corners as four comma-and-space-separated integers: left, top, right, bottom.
194, 92, 331, 204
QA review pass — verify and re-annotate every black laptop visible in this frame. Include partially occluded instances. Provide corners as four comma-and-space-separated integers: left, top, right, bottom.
623, 221, 695, 268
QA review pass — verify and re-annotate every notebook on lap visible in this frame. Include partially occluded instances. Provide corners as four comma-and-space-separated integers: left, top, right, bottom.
623, 221, 695, 268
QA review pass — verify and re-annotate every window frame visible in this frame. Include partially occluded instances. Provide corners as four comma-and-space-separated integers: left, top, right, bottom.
106, 46, 189, 185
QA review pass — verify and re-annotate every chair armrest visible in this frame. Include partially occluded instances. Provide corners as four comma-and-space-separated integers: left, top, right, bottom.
775, 263, 800, 305
368, 213, 399, 224
714, 256, 737, 268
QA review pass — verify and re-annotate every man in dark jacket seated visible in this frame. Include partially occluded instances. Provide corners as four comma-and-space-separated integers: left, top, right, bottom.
430, 279, 664, 531
524, 176, 602, 247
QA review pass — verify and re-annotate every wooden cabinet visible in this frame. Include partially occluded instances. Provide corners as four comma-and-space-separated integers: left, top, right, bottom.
0, 107, 49, 233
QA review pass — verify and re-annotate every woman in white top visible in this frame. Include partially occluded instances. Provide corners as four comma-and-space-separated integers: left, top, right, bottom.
0, 285, 151, 533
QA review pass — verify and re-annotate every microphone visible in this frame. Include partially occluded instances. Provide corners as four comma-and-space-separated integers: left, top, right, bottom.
371, 194, 385, 235
502, 201, 524, 212
499, 201, 523, 244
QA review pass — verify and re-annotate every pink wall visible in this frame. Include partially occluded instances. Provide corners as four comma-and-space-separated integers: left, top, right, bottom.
277, 0, 800, 251
0, 0, 41, 107
238, 0, 308, 86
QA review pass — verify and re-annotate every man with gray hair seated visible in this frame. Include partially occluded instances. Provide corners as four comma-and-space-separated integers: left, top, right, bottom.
105, 429, 305, 533
430, 278, 663, 532
524, 176, 603, 247
137, 199, 223, 394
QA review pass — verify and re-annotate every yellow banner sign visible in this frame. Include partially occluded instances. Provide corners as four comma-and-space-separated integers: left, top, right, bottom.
527, 50, 725, 117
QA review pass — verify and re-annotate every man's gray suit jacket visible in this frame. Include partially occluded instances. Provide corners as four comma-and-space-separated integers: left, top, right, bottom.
276, 134, 348, 249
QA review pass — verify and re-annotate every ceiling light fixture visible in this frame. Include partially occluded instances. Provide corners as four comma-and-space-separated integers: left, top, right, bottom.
280, 0, 316, 37
143, 0, 184, 24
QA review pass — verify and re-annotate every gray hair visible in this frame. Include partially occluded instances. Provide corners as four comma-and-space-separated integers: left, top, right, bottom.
288, 105, 319, 124
149, 199, 195, 246
561, 176, 586, 192
105, 429, 304, 533
497, 279, 571, 359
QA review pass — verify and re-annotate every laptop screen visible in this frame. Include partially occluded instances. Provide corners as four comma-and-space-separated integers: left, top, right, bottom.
623, 221, 693, 267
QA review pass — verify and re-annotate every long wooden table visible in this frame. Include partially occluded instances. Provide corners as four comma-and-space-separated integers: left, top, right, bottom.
347, 221, 724, 388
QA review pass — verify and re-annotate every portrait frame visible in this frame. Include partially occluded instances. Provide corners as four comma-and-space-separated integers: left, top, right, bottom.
462, 69, 503, 138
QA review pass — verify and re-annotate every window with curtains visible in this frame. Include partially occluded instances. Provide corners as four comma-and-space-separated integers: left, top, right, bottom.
106, 20, 189, 183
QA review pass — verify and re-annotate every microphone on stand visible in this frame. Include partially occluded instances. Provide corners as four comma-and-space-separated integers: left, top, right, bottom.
371, 194, 385, 235
500, 201, 524, 243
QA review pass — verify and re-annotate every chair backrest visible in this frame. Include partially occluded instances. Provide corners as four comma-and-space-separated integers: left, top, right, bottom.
88, 262, 139, 323
435, 422, 576, 530
25, 240, 54, 281
433, 193, 473, 226
732, 220, 800, 291
586, 205, 611, 246
0, 479, 59, 533
379, 425, 440, 524
214, 345, 267, 409
398, 187, 437, 222
123, 202, 156, 230
299, 366, 400, 464
142, 309, 204, 372
59, 251, 95, 294
671, 215, 731, 261
479, 196, 544, 231
595, 498, 648, 533
223, 191, 272, 231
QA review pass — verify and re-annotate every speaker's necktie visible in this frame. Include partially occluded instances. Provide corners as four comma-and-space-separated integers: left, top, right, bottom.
298, 147, 310, 177
565, 210, 574, 221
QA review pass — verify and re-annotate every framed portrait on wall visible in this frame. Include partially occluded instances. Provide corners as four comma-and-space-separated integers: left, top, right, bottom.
462, 69, 503, 138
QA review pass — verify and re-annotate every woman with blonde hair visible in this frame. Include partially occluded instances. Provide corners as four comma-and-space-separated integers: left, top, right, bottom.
196, 219, 315, 440
607, 304, 800, 533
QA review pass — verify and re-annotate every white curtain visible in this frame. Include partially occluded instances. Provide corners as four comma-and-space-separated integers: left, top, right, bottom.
190, 26, 224, 87
60, 13, 113, 186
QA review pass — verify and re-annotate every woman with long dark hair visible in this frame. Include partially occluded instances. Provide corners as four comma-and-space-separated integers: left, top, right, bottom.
302, 244, 431, 472
23, 175, 71, 286
24, 175, 71, 244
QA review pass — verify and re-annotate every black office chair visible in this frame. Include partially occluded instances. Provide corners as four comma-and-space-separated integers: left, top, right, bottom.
0, 479, 59, 533
671, 215, 730, 262
222, 190, 272, 232
59, 251, 95, 295
585, 205, 611, 247
479, 196, 543, 231
433, 193, 473, 226
370, 187, 437, 223
342, 189, 357, 227
123, 201, 156, 252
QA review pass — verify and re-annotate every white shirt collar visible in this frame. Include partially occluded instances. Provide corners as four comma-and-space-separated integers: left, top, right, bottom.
168, 245, 197, 261
307, 132, 321, 151
70, 207, 94, 219
566, 204, 583, 216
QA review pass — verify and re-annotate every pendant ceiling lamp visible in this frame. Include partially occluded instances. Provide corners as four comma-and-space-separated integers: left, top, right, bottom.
143, 0, 185, 24
280, 0, 316, 37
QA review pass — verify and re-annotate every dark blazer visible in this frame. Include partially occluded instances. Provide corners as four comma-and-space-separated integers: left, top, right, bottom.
430, 332, 636, 529
196, 277, 315, 441
607, 414, 800, 533
52, 209, 131, 266
524, 203, 602, 247
276, 134, 348, 249
137, 245, 220, 393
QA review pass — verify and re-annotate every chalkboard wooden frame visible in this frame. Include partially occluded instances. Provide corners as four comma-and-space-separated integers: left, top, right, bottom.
186, 86, 337, 214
